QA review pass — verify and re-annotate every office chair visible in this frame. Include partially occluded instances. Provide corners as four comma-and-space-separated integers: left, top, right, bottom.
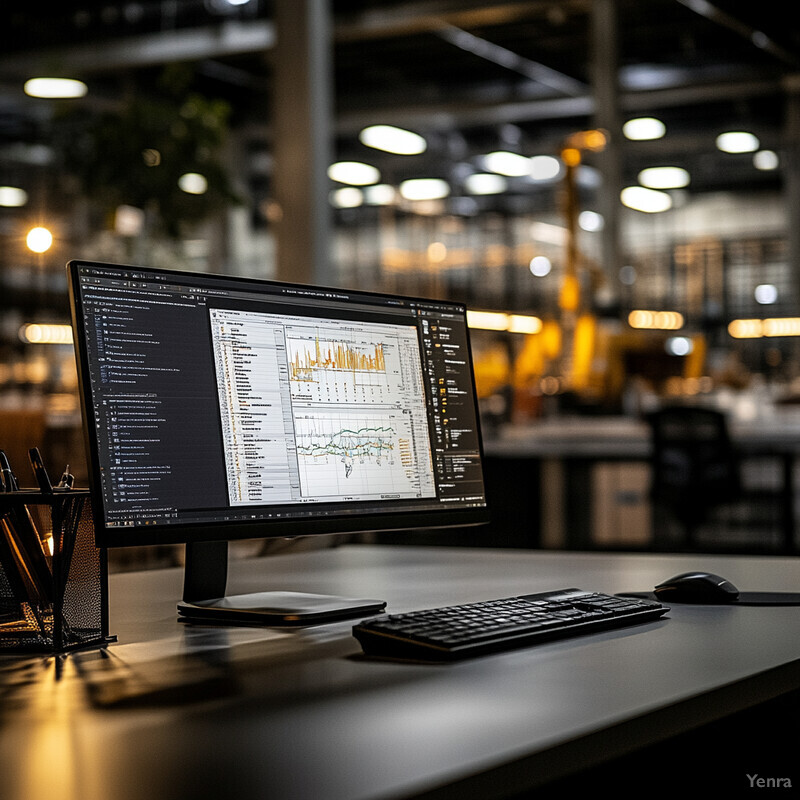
646, 405, 785, 552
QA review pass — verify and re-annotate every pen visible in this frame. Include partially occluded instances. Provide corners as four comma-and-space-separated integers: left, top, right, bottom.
57, 465, 75, 490
0, 451, 18, 492
28, 448, 53, 494
0, 450, 53, 603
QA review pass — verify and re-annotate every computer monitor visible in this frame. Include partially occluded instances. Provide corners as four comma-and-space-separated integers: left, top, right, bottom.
67, 260, 489, 624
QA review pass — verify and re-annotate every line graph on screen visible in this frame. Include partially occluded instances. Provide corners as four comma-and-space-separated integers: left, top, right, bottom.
293, 410, 423, 498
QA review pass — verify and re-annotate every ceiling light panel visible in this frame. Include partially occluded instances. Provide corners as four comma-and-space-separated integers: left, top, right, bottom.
622, 117, 666, 140
464, 173, 507, 195
399, 178, 450, 201
483, 151, 531, 177
621, 186, 673, 213
638, 166, 690, 189
328, 161, 380, 185
716, 131, 760, 153
359, 125, 427, 155
24, 77, 87, 98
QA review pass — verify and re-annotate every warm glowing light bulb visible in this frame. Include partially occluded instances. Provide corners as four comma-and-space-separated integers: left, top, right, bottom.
26, 226, 53, 253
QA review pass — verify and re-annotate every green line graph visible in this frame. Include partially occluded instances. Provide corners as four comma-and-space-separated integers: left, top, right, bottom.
292, 410, 430, 498
297, 423, 395, 478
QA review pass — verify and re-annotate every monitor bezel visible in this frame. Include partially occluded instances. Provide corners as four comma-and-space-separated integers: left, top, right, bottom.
67, 259, 490, 549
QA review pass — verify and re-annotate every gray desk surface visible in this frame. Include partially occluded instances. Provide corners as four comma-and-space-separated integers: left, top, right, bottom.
2, 544, 800, 800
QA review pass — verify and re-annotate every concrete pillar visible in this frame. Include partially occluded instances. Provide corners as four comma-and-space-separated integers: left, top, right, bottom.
784, 77, 800, 309
271, 0, 334, 285
590, 0, 624, 291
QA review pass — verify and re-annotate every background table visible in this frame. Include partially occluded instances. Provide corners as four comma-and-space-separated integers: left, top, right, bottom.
483, 415, 800, 551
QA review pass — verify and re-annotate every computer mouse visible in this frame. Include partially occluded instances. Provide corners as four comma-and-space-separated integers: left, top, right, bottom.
654, 572, 740, 604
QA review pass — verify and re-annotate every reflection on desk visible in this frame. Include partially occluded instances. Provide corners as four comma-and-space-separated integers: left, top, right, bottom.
1, 545, 800, 799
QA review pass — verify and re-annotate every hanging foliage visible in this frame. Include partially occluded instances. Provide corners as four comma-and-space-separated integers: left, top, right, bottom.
55, 65, 240, 238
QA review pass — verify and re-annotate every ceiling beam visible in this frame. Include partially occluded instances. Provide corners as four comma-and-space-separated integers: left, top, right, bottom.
0, 20, 275, 77
676, 0, 800, 68
436, 24, 588, 97
335, 77, 784, 134
332, 0, 588, 42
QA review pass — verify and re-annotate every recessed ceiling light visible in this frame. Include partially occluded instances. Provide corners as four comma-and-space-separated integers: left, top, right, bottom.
330, 187, 363, 208
666, 336, 693, 356
328, 161, 380, 186
399, 178, 450, 201
0, 186, 28, 207
464, 173, 507, 195
622, 117, 666, 140
529, 155, 561, 181
628, 309, 684, 330
24, 77, 87, 98
359, 125, 427, 155
529, 256, 552, 277
178, 172, 208, 194
578, 210, 604, 231
755, 284, 778, 305
483, 151, 530, 177
638, 166, 690, 189
529, 221, 567, 246
507, 315, 543, 334
19, 323, 73, 345
363, 184, 396, 205
753, 150, 779, 171
716, 131, 760, 153
620, 186, 673, 213
466, 311, 509, 331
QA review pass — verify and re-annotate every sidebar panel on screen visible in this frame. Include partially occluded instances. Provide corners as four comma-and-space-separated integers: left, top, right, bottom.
76, 272, 229, 526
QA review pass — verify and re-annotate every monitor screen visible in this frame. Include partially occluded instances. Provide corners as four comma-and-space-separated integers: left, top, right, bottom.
67, 260, 489, 554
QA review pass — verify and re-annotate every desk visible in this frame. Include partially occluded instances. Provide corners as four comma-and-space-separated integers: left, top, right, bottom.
2, 545, 800, 799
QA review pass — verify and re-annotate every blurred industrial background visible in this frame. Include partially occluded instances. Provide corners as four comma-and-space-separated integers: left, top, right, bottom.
3, 0, 800, 561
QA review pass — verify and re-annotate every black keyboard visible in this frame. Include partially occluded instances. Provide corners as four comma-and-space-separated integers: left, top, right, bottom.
353, 589, 669, 661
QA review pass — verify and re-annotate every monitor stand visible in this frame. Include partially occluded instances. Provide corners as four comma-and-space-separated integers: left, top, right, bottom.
176, 540, 387, 626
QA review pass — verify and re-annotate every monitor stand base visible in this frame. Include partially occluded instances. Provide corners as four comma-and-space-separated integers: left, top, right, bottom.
178, 592, 386, 625
179, 541, 386, 626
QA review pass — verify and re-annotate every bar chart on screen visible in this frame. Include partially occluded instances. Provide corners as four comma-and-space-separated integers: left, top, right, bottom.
286, 324, 408, 405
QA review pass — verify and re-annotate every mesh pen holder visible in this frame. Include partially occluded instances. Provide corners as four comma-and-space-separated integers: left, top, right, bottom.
0, 490, 114, 654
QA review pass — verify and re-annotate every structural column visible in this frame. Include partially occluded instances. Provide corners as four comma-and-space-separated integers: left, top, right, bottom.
784, 76, 800, 310
590, 0, 624, 290
271, 0, 334, 285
